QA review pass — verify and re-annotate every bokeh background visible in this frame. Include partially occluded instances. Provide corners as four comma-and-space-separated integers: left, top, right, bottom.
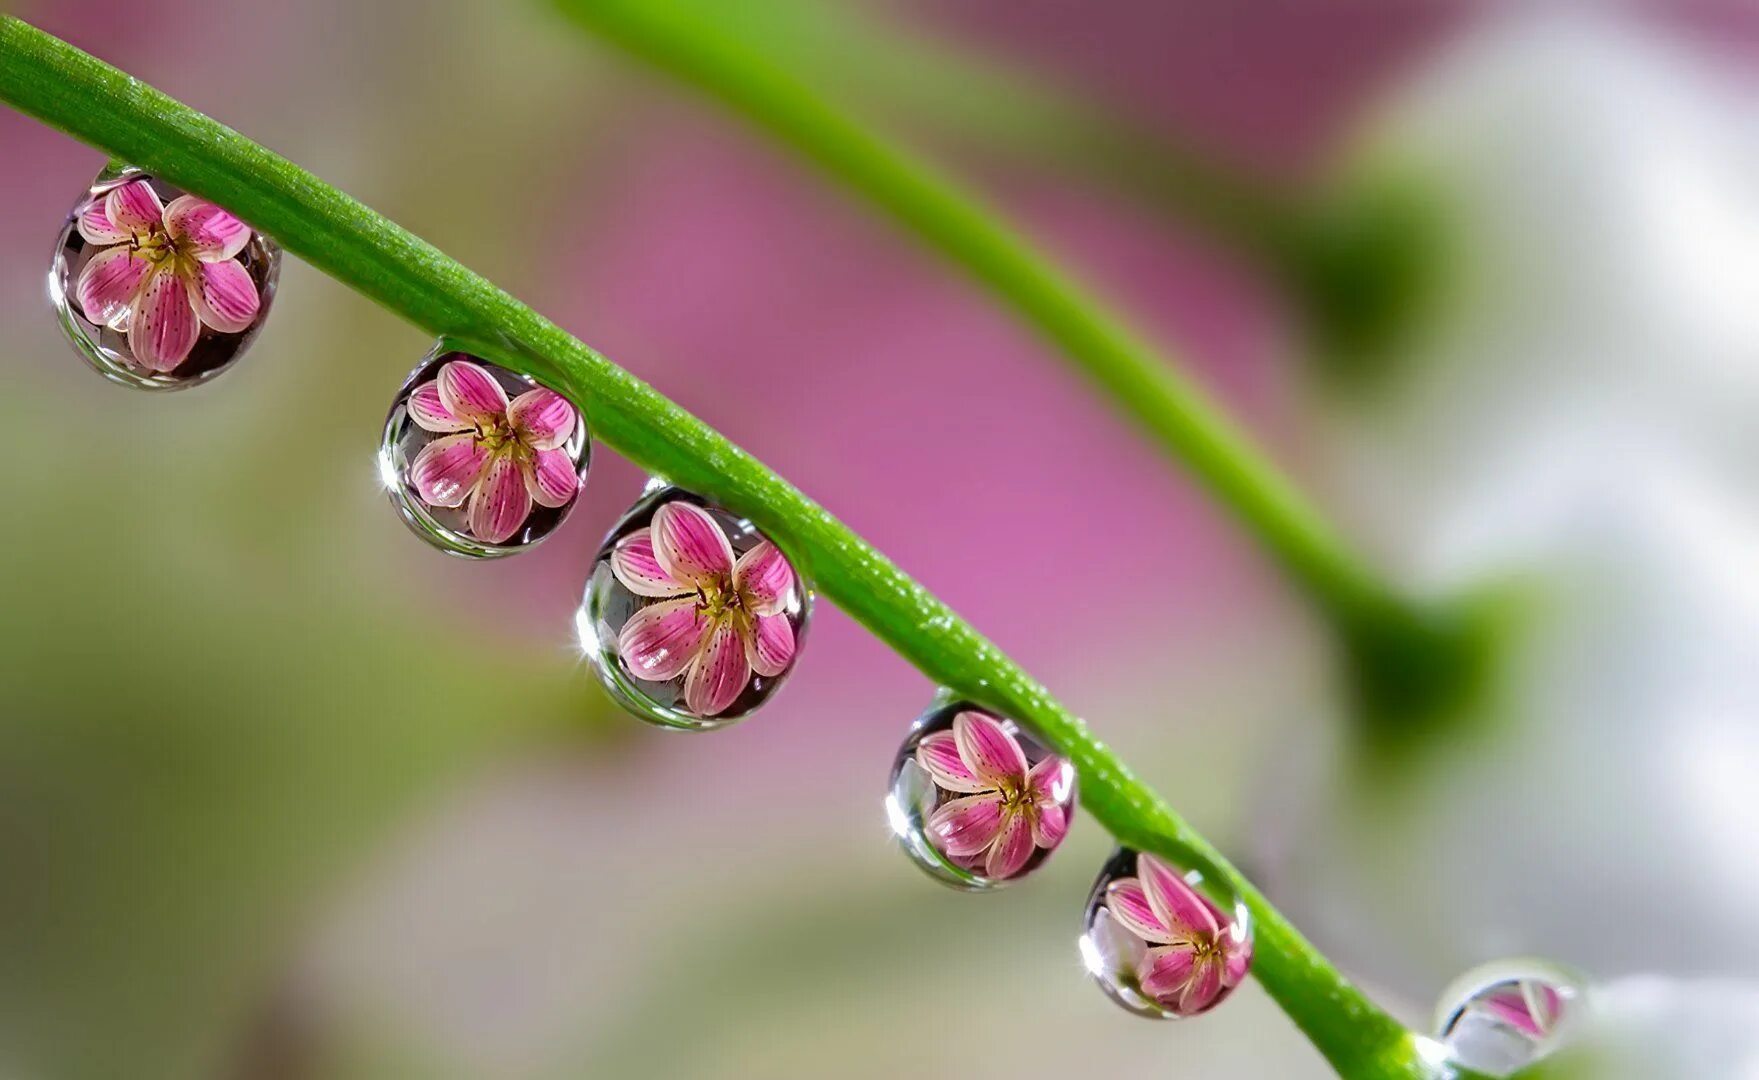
3, 2, 1759, 1077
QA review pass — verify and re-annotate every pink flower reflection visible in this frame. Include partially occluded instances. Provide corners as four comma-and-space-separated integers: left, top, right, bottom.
76, 179, 260, 372
916, 711, 1073, 880
1105, 853, 1251, 1016
610, 501, 799, 716
407, 359, 581, 543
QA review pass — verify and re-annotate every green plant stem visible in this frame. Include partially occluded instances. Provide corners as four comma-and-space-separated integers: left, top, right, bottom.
551, 0, 1449, 663
0, 17, 1457, 1078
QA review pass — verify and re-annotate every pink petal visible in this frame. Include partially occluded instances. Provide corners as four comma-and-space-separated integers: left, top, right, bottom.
186, 259, 259, 333
1106, 881, 1174, 944
105, 180, 163, 236
408, 433, 491, 508
466, 453, 533, 544
1139, 854, 1219, 941
1222, 938, 1252, 988
609, 533, 690, 598
1480, 990, 1544, 1037
126, 268, 200, 372
1027, 754, 1075, 804
1139, 946, 1197, 1003
743, 612, 795, 678
1031, 802, 1068, 850
163, 194, 251, 261
651, 501, 734, 587
617, 597, 711, 682
407, 381, 469, 433
984, 811, 1035, 879
682, 620, 751, 716
1177, 960, 1224, 1016
925, 792, 1005, 858
77, 198, 130, 245
507, 387, 577, 451
914, 731, 987, 794
76, 245, 150, 328
523, 448, 579, 509
437, 359, 509, 422
952, 712, 1028, 788
732, 541, 796, 617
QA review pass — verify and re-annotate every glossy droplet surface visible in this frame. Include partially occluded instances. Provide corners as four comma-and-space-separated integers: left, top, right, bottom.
579, 487, 809, 730
1435, 959, 1582, 1076
380, 348, 590, 558
887, 699, 1075, 890
50, 163, 279, 391
1081, 847, 1253, 1019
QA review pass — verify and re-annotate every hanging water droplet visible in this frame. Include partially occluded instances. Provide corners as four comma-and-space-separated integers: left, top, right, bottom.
379, 347, 590, 558
579, 486, 810, 729
1434, 959, 1583, 1076
886, 698, 1076, 890
50, 163, 280, 391
1080, 847, 1254, 1019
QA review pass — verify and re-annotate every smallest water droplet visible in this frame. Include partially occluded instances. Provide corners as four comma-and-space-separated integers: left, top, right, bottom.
1434, 958, 1583, 1077
579, 486, 810, 730
379, 346, 591, 558
50, 163, 280, 391
1081, 847, 1254, 1019
887, 698, 1076, 890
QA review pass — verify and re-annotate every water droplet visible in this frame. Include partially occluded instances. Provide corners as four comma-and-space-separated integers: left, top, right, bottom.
579, 486, 809, 729
1434, 959, 1583, 1076
887, 698, 1076, 890
1080, 847, 1254, 1018
379, 347, 590, 557
50, 163, 280, 391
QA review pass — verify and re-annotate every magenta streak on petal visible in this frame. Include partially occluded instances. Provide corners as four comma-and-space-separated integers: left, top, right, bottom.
925, 792, 1005, 857
915, 731, 986, 793
127, 268, 200, 372
952, 711, 1028, 788
1139, 854, 1219, 940
984, 811, 1035, 879
683, 620, 750, 716
409, 433, 491, 508
1106, 880, 1173, 944
189, 259, 259, 333
1032, 801, 1068, 849
732, 541, 795, 616
76, 246, 151, 327
437, 359, 510, 422
163, 194, 251, 261
105, 180, 163, 235
1480, 989, 1544, 1037
507, 388, 577, 451
408, 382, 469, 433
618, 597, 711, 682
610, 533, 690, 597
77, 198, 130, 245
744, 612, 794, 678
1027, 754, 1074, 803
1138, 946, 1197, 1002
466, 453, 533, 543
651, 501, 734, 586
1177, 960, 1224, 1015
524, 448, 579, 509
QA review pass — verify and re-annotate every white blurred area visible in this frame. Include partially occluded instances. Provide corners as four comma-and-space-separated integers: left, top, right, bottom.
1282, 5, 1759, 1004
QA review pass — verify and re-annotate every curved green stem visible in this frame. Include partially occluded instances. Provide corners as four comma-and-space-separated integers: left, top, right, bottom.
0, 17, 1456, 1078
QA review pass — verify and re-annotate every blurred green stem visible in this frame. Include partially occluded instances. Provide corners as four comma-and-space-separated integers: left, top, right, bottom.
554, 0, 1484, 734
0, 15, 1473, 1078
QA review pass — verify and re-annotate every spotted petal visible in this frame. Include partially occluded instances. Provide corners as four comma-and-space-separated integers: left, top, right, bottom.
1106, 880, 1173, 944
683, 620, 751, 717
1139, 854, 1219, 942
407, 382, 469, 433
610, 533, 691, 598
409, 433, 490, 508
437, 359, 509, 423
984, 811, 1035, 879
1178, 960, 1224, 1015
1139, 946, 1197, 1005
164, 195, 251, 261
1027, 754, 1074, 804
1031, 802, 1068, 850
105, 180, 163, 236
618, 597, 711, 682
507, 387, 576, 451
127, 268, 200, 372
925, 792, 1005, 858
651, 501, 734, 587
187, 259, 259, 333
744, 611, 794, 678
466, 453, 533, 544
952, 711, 1028, 788
915, 731, 987, 794
76, 246, 150, 328
524, 448, 578, 509
732, 541, 795, 617
77, 198, 130, 245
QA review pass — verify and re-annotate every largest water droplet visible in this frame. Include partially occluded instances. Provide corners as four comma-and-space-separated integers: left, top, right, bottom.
50, 163, 280, 391
1081, 847, 1254, 1019
579, 487, 810, 730
887, 698, 1076, 890
1434, 959, 1583, 1076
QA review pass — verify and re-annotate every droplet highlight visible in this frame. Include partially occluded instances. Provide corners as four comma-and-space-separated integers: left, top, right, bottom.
379, 347, 590, 557
1081, 847, 1253, 1018
1434, 959, 1582, 1076
50, 163, 280, 391
887, 699, 1076, 890
580, 487, 809, 729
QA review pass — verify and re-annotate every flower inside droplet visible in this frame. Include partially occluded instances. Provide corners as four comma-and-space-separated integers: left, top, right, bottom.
1435, 961, 1582, 1076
